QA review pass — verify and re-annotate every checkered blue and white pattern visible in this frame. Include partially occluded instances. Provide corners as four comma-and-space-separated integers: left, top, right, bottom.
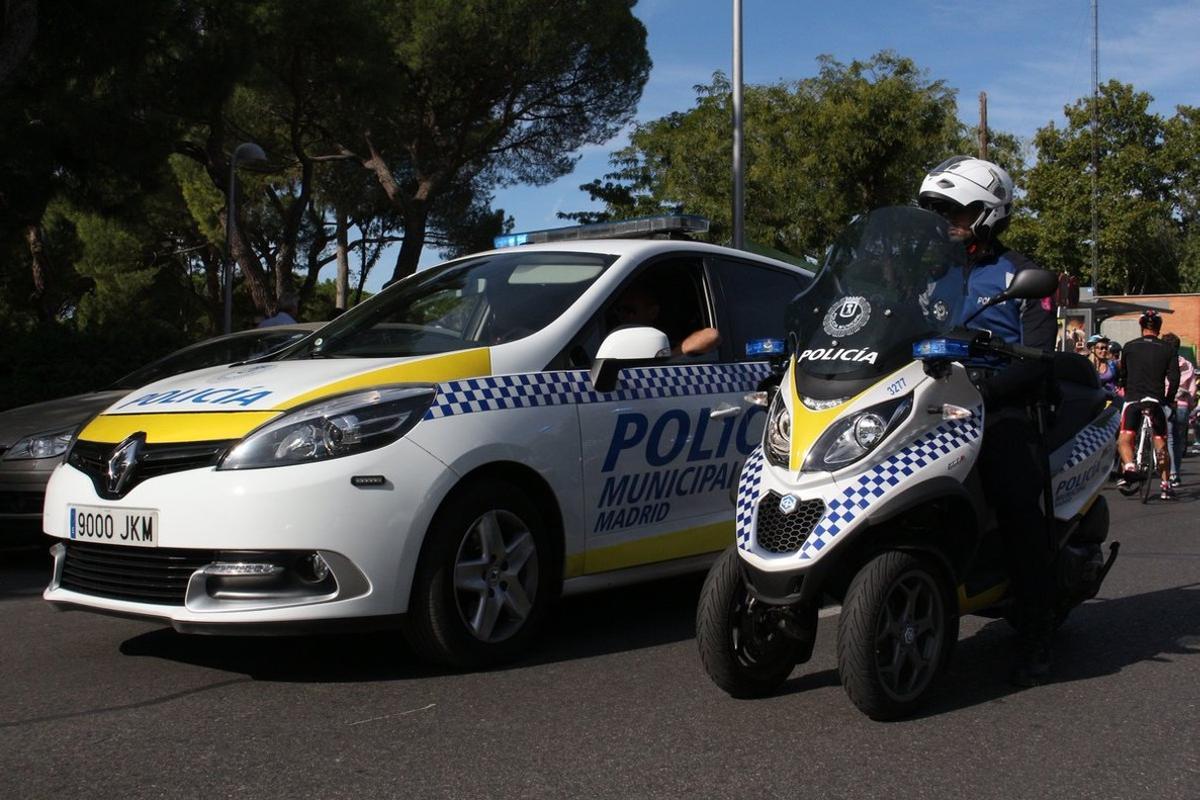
424, 363, 772, 419
1056, 409, 1120, 474
795, 407, 984, 560
735, 447, 765, 551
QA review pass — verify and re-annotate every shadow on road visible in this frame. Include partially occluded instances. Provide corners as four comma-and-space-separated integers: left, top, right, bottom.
909, 580, 1200, 718
0, 538, 53, 603
115, 571, 710, 682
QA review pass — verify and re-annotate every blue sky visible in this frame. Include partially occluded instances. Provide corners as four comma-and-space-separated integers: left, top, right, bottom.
367, 0, 1199, 291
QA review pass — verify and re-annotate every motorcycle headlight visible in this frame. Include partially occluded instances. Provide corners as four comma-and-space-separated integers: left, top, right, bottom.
217, 386, 436, 470
804, 396, 912, 472
764, 392, 791, 468
2, 427, 76, 460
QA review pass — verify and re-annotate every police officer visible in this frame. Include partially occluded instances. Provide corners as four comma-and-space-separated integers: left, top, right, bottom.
918, 156, 1058, 687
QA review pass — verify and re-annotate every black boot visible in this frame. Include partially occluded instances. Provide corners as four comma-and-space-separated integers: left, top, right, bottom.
1010, 612, 1053, 688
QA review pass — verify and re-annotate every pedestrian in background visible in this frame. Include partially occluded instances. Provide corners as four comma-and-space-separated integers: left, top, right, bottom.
258, 291, 300, 328
1087, 334, 1117, 397
1161, 333, 1195, 486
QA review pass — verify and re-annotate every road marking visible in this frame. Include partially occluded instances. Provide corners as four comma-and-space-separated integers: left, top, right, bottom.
347, 703, 436, 726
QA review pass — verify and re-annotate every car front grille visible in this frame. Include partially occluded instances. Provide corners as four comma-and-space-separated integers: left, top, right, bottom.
0, 490, 45, 516
59, 540, 216, 605
67, 439, 233, 500
754, 491, 825, 554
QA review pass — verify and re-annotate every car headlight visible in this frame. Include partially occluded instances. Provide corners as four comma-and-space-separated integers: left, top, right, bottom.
2, 428, 76, 461
803, 396, 912, 472
764, 392, 791, 468
217, 386, 436, 470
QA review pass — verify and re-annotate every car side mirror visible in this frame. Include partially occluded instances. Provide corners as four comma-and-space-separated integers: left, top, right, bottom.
589, 326, 671, 392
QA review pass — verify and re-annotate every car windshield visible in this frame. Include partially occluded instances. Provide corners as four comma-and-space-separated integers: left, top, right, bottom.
281, 251, 614, 359
787, 206, 967, 388
111, 329, 314, 389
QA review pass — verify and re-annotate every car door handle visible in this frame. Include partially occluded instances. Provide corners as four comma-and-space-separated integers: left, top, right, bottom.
710, 403, 741, 419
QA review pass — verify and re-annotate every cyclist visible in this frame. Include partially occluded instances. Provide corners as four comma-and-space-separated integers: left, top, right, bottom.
918, 156, 1058, 687
1115, 311, 1180, 500
1086, 334, 1118, 397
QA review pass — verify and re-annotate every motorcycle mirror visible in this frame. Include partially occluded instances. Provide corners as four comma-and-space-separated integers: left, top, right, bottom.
963, 268, 1058, 326
1004, 268, 1060, 301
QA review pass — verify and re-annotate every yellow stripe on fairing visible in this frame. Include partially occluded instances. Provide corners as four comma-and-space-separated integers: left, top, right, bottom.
583, 521, 732, 574
78, 412, 280, 444
787, 356, 852, 471
957, 580, 1009, 614
278, 347, 492, 409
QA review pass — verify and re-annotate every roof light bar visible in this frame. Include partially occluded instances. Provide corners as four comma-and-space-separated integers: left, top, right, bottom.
493, 215, 710, 249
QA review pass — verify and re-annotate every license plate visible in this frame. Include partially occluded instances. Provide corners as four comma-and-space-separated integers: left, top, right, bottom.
68, 505, 159, 547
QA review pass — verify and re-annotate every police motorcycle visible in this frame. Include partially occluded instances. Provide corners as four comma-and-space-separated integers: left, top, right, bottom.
696, 206, 1120, 720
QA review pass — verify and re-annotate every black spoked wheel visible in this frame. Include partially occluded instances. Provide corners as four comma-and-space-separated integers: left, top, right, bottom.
837, 551, 957, 720
696, 547, 802, 698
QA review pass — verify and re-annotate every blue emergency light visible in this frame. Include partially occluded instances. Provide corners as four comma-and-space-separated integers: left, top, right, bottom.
493, 215, 710, 249
912, 338, 972, 359
746, 338, 786, 356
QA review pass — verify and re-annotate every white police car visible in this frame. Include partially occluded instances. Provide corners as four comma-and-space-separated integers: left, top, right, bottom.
42, 216, 812, 666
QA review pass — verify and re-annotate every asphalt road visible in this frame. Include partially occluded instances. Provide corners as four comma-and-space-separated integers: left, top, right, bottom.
2, 466, 1198, 800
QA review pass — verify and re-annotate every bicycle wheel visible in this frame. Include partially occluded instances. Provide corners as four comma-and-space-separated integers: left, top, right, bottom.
1139, 421, 1155, 504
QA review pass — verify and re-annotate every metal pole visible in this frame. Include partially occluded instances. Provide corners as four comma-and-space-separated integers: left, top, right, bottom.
223, 155, 238, 335
731, 0, 744, 250
978, 92, 989, 160
1091, 0, 1100, 292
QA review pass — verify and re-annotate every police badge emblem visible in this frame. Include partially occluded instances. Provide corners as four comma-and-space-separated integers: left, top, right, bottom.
823, 296, 872, 337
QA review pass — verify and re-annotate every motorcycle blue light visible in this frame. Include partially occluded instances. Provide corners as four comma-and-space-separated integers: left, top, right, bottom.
746, 338, 785, 356
913, 338, 971, 359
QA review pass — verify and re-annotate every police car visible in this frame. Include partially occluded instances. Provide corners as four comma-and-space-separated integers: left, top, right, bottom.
42, 216, 812, 666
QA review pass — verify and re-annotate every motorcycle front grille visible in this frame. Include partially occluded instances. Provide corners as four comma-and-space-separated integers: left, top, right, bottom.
754, 491, 825, 554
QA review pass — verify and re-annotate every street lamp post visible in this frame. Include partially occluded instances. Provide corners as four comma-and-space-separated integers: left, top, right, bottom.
223, 142, 267, 334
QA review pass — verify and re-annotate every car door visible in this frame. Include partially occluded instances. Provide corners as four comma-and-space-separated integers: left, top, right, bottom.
574, 253, 776, 574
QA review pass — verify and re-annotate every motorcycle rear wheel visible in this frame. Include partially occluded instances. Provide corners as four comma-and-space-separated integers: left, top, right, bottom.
696, 547, 803, 698
837, 551, 957, 720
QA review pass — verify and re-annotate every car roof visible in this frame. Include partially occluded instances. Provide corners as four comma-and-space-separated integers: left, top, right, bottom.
472, 239, 814, 275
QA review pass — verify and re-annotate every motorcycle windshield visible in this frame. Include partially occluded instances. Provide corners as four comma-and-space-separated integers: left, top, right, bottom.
787, 206, 967, 398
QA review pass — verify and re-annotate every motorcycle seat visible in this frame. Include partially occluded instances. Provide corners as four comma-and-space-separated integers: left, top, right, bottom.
1046, 353, 1108, 453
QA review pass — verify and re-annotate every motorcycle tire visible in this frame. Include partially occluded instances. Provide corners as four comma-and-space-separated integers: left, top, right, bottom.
837, 550, 957, 721
696, 546, 803, 699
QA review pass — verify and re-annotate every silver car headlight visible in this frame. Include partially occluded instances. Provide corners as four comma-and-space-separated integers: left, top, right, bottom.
2, 428, 76, 460
804, 396, 912, 472
764, 393, 791, 468
217, 386, 436, 470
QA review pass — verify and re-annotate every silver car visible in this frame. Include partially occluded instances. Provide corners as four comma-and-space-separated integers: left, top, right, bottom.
0, 324, 322, 536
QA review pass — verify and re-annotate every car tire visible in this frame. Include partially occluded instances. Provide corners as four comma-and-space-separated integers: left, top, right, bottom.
837, 551, 957, 721
402, 480, 556, 669
696, 546, 801, 698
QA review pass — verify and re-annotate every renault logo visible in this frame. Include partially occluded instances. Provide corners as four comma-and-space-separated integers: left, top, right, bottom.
778, 494, 799, 515
106, 433, 146, 495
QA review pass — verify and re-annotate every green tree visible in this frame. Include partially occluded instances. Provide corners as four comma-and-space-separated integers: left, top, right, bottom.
1017, 81, 1179, 294
319, 0, 651, 282
566, 53, 966, 257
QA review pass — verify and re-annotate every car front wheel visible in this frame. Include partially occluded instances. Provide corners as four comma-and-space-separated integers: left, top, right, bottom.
403, 480, 555, 668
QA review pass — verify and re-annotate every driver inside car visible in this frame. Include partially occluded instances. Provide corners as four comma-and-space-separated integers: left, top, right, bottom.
612, 282, 721, 357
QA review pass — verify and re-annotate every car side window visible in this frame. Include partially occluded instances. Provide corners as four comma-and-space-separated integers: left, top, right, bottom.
713, 259, 810, 361
560, 256, 717, 368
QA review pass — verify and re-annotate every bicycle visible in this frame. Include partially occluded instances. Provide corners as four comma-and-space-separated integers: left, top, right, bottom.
1128, 401, 1166, 504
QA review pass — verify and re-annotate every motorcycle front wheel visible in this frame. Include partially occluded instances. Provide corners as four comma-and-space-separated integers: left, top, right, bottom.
696, 546, 803, 698
837, 551, 958, 720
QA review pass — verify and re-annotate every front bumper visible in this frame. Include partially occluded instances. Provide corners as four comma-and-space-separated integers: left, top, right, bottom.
0, 456, 56, 528
41, 437, 457, 627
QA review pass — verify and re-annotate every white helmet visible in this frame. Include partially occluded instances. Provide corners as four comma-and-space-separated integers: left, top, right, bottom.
918, 156, 1014, 241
